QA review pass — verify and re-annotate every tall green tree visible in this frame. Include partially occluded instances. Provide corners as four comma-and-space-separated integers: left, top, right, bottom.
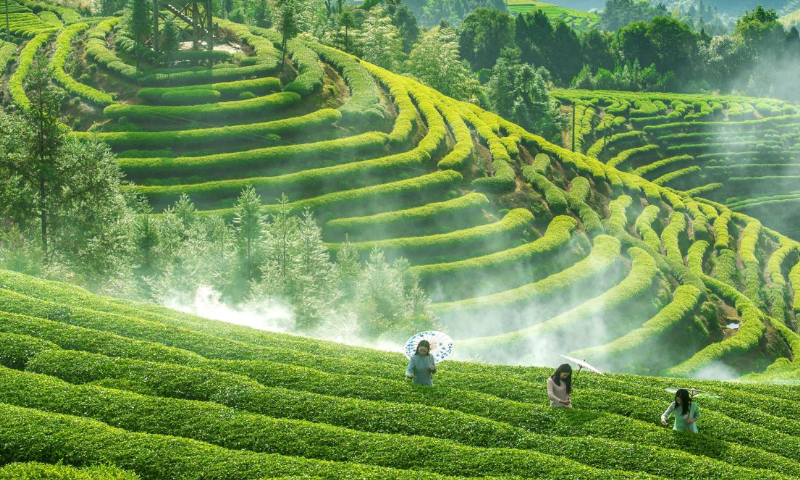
358, 7, 403, 70
160, 17, 179, 67
459, 8, 514, 71
486, 48, 565, 142
549, 20, 582, 83
126, 0, 151, 71
254, 0, 273, 28
406, 25, 481, 102
233, 186, 265, 283
10, 55, 65, 257
277, 0, 299, 70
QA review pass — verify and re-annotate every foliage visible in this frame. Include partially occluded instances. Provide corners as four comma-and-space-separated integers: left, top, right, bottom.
405, 26, 480, 103
486, 49, 565, 143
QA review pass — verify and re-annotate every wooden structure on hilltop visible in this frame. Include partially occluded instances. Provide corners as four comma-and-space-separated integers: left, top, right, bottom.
151, 0, 215, 54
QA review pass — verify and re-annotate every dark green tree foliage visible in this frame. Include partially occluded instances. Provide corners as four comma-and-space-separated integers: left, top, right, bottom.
486, 49, 564, 142
8, 55, 65, 257
459, 8, 514, 70
0, 56, 133, 287
549, 21, 583, 83
277, 0, 299, 69
160, 17, 179, 67
515, 10, 553, 68
402, 0, 507, 28
572, 60, 672, 91
254, 0, 273, 28
647, 16, 699, 78
600, 0, 668, 31
125, 0, 151, 71
388, 4, 420, 53
616, 20, 658, 70
580, 29, 615, 72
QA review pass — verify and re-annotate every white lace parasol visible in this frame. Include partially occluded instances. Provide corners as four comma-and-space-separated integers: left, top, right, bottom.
404, 331, 454, 363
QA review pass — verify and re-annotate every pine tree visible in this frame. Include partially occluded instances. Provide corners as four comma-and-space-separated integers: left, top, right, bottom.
126, 0, 151, 71
18, 54, 65, 258
161, 17, 179, 67
232, 186, 264, 283
277, 0, 298, 71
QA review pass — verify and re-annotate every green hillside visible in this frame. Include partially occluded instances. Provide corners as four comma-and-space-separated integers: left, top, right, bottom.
1, 268, 800, 479
2, 3, 800, 477
2, 1, 800, 376
506, 0, 600, 29
554, 89, 800, 241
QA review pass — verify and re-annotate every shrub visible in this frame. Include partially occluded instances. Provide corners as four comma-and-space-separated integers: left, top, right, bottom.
363, 63, 416, 145
635, 205, 661, 252
325, 193, 489, 241
666, 275, 766, 377
51, 23, 115, 105
661, 211, 687, 265
85, 18, 137, 79
139, 63, 277, 86
103, 91, 301, 123
345, 208, 534, 262
8, 31, 52, 111
634, 155, 693, 177
433, 97, 472, 172
459, 245, 657, 350
687, 240, 709, 275
137, 77, 281, 104
75, 109, 340, 151
433, 234, 621, 318
0, 402, 437, 480
411, 215, 577, 287
158, 89, 222, 105
607, 144, 660, 169
472, 160, 515, 193
571, 285, 702, 359
311, 45, 385, 124
522, 166, 568, 214
0, 366, 644, 480
739, 218, 764, 308
0, 462, 139, 480
0, 41, 16, 75
652, 166, 701, 187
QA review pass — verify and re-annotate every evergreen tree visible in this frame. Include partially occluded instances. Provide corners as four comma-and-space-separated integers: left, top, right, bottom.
14, 54, 65, 258
232, 186, 265, 283
160, 17, 179, 67
126, 0, 151, 71
406, 26, 481, 102
277, 0, 299, 70
486, 48, 565, 142
254, 0, 273, 28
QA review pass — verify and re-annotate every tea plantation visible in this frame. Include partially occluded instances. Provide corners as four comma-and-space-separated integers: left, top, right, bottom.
505, 0, 600, 30
1, 2, 800, 478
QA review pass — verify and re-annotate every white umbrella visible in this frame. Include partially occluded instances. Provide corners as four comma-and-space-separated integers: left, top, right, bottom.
560, 354, 606, 375
404, 331, 454, 363
665, 387, 713, 399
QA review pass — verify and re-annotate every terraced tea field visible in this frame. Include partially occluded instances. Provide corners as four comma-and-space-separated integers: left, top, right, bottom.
2, 268, 800, 479
1, 5, 800, 477
506, 0, 599, 29
3, 4, 800, 376
555, 89, 800, 240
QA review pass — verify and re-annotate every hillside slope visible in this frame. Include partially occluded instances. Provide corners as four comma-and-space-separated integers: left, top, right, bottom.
1, 267, 800, 479
1, 7, 800, 380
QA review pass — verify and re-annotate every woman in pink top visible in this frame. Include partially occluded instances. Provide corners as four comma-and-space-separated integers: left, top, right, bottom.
547, 364, 573, 408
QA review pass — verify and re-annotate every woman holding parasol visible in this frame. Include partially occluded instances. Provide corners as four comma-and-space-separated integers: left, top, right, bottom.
404, 331, 453, 387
